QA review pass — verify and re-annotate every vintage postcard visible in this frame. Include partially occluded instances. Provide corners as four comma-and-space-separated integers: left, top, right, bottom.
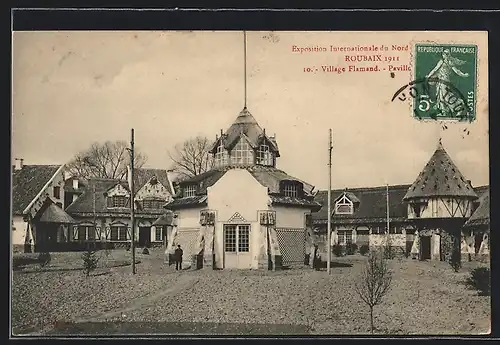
11, 31, 489, 337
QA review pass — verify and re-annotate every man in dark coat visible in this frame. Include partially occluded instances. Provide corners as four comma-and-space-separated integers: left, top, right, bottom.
174, 244, 183, 271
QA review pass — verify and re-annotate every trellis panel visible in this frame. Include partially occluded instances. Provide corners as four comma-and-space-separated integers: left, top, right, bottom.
175, 229, 200, 261
275, 228, 306, 265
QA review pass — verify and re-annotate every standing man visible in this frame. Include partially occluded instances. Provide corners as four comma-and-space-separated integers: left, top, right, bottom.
174, 244, 183, 271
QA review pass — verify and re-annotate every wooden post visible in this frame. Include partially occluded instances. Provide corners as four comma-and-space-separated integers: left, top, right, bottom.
327, 129, 333, 275
130, 129, 136, 274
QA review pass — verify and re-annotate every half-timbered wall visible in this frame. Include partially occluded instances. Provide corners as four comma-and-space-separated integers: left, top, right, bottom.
407, 197, 475, 219
135, 178, 173, 202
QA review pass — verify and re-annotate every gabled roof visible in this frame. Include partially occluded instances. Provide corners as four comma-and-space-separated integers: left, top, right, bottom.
403, 140, 478, 200
132, 168, 174, 195
65, 178, 130, 215
66, 173, 173, 217
334, 191, 361, 204
313, 184, 489, 225
464, 187, 490, 228
12, 165, 63, 215
313, 184, 412, 224
67, 168, 174, 217
209, 107, 280, 156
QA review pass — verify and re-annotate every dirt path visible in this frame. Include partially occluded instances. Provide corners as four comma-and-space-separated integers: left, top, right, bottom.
78, 273, 200, 323
25, 272, 199, 336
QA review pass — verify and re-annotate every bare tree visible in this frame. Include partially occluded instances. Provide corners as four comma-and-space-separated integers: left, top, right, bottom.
168, 136, 215, 180
354, 249, 393, 334
67, 141, 147, 180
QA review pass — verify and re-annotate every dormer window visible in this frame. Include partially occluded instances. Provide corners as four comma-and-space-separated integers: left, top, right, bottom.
256, 144, 275, 167
230, 138, 254, 165
112, 196, 127, 208
214, 139, 229, 167
183, 185, 197, 197
283, 184, 298, 197
335, 194, 354, 215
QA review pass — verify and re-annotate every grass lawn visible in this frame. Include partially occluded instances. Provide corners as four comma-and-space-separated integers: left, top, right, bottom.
11, 249, 491, 336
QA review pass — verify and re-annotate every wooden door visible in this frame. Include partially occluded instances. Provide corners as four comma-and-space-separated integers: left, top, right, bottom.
420, 236, 431, 260
223, 224, 251, 269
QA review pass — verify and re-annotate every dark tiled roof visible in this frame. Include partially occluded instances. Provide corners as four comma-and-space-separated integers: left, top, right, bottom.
66, 178, 127, 215
464, 188, 490, 228
313, 184, 490, 225
269, 195, 322, 211
65, 178, 165, 216
404, 141, 478, 200
473, 185, 489, 197
313, 184, 412, 224
12, 165, 62, 215
132, 168, 174, 195
208, 107, 280, 156
171, 165, 317, 209
177, 165, 315, 196
36, 199, 76, 224
152, 212, 174, 226
165, 195, 208, 210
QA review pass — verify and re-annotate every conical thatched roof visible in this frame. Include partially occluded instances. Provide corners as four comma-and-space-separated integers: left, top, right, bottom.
464, 189, 490, 228
403, 140, 478, 201
38, 200, 76, 224
209, 107, 280, 156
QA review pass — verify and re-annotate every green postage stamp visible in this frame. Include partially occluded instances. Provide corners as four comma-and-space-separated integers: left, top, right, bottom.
412, 43, 477, 122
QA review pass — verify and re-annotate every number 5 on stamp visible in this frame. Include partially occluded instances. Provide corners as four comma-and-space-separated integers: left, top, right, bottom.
413, 43, 477, 122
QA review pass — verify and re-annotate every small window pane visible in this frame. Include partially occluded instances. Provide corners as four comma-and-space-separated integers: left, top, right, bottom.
184, 185, 197, 197
113, 196, 127, 208
110, 227, 119, 241
283, 184, 298, 197
119, 227, 128, 240
224, 225, 236, 252
238, 225, 250, 252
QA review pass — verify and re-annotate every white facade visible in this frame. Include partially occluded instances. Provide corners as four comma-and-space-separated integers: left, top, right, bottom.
207, 169, 268, 269
12, 215, 27, 251
169, 169, 315, 269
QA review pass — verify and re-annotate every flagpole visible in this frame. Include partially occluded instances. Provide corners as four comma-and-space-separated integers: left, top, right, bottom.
327, 129, 332, 275
386, 183, 390, 237
130, 129, 136, 274
93, 183, 97, 250
243, 30, 247, 108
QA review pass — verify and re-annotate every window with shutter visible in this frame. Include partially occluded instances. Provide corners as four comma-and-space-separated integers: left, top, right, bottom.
110, 227, 119, 240
119, 227, 127, 240
155, 226, 163, 241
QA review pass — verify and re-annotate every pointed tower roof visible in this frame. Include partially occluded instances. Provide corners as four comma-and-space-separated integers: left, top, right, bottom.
224, 107, 263, 148
403, 139, 478, 201
209, 107, 280, 155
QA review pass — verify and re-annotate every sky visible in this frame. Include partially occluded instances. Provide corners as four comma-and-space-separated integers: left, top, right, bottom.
12, 31, 489, 191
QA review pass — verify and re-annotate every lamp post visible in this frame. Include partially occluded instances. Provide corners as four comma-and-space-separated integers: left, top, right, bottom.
327, 129, 333, 275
